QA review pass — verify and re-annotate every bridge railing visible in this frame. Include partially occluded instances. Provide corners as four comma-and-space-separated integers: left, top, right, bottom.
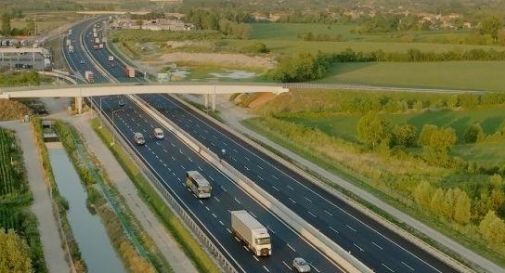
0, 81, 289, 93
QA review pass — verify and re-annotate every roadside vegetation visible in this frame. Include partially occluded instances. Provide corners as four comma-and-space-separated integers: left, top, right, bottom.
53, 120, 171, 273
241, 90, 505, 267
91, 118, 221, 273
0, 127, 46, 273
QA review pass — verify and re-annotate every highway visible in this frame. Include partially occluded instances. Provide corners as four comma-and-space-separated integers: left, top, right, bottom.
66, 18, 345, 273
82, 19, 466, 273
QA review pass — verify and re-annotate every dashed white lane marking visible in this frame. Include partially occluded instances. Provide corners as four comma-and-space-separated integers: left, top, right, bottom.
282, 261, 292, 270
212, 213, 217, 218
219, 220, 224, 226
382, 263, 395, 272
253, 256, 259, 262
308, 211, 317, 218
287, 243, 296, 252
304, 197, 312, 203
330, 226, 339, 234
221, 185, 227, 192
197, 166, 203, 171
353, 243, 364, 252
288, 198, 296, 204
234, 197, 241, 204
272, 185, 279, 191
208, 175, 215, 181
214, 196, 220, 202
324, 210, 333, 216
287, 185, 294, 191
262, 265, 270, 272
205, 206, 210, 211
226, 228, 232, 234
180, 165, 185, 170
257, 175, 264, 181
372, 241, 383, 250
257, 164, 263, 170
401, 261, 415, 271
346, 224, 357, 232
312, 265, 321, 273
272, 175, 279, 180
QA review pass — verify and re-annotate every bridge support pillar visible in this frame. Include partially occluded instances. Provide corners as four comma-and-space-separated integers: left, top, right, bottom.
204, 94, 209, 108
75, 96, 83, 114
211, 93, 216, 112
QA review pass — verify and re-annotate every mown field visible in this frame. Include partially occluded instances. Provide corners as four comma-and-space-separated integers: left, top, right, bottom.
314, 61, 505, 91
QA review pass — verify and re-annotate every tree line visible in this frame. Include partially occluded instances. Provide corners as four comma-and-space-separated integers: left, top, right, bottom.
269, 47, 505, 82
184, 8, 253, 39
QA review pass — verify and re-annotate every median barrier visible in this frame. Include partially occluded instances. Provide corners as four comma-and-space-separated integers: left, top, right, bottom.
130, 95, 374, 273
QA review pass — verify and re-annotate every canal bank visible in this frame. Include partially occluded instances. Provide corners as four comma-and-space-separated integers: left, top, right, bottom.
47, 143, 126, 273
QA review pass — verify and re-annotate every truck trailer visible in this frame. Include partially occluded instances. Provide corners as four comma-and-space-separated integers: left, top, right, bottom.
126, 66, 135, 78
230, 210, 271, 256
85, 71, 94, 83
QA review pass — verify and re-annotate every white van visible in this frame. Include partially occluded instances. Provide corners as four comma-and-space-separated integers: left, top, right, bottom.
154, 128, 164, 139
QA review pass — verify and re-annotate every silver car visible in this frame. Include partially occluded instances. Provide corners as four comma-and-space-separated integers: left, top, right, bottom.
292, 257, 310, 273
133, 132, 145, 145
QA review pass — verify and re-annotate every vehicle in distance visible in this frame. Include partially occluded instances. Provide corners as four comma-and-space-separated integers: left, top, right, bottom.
80, 59, 85, 64
133, 132, 145, 145
293, 257, 311, 273
185, 171, 212, 198
126, 66, 135, 78
84, 71, 94, 83
154, 128, 164, 139
108, 55, 114, 61
118, 99, 125, 107
230, 210, 271, 256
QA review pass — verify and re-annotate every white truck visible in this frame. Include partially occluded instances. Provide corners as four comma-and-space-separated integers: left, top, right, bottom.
95, 37, 100, 44
126, 66, 135, 78
85, 71, 94, 83
68, 45, 74, 53
230, 210, 271, 257
66, 39, 71, 46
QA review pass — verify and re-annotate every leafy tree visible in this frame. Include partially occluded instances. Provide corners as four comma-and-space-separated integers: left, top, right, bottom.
479, 210, 505, 244
1, 13, 11, 36
270, 52, 329, 82
430, 188, 445, 216
356, 112, 391, 149
441, 189, 456, 219
454, 189, 471, 224
480, 16, 504, 41
418, 124, 457, 164
464, 123, 486, 143
392, 123, 417, 147
0, 229, 32, 273
413, 181, 433, 209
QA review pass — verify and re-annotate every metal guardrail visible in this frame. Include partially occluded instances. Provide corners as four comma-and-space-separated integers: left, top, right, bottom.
91, 99, 239, 273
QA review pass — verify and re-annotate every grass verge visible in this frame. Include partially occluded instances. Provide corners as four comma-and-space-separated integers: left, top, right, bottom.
90, 118, 221, 273
242, 117, 503, 271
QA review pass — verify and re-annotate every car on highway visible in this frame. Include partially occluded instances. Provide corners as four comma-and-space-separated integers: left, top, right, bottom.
154, 128, 164, 139
292, 257, 310, 273
118, 99, 126, 107
133, 132, 145, 145
80, 59, 85, 64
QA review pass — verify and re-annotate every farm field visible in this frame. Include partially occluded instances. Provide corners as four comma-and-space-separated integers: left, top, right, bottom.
0, 128, 29, 202
314, 61, 505, 91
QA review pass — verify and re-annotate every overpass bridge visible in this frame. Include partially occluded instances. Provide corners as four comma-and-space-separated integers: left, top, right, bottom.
0, 82, 289, 113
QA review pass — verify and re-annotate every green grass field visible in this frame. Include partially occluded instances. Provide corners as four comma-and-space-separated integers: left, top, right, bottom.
314, 61, 505, 91
277, 105, 505, 163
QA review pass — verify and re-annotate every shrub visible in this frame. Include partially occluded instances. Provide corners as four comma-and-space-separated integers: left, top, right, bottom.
464, 123, 486, 143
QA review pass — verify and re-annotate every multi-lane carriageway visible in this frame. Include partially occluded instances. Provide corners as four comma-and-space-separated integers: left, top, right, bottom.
68, 18, 461, 273
68, 19, 345, 273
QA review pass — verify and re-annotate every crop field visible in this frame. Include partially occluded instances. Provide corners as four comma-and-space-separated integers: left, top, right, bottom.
314, 61, 505, 91
0, 129, 26, 199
